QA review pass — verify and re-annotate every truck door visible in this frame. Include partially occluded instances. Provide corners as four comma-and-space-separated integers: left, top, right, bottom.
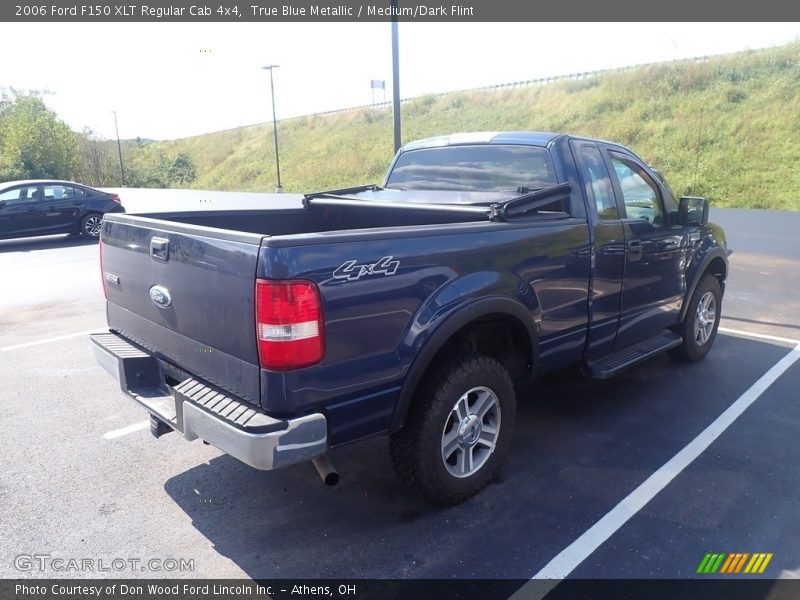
604, 148, 685, 348
571, 141, 626, 357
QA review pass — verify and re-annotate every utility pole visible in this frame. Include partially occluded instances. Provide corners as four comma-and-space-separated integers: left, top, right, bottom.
111, 111, 126, 187
262, 65, 282, 192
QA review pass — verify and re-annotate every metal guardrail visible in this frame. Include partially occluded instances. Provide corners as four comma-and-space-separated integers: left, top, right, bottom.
230, 46, 771, 135
310, 54, 717, 118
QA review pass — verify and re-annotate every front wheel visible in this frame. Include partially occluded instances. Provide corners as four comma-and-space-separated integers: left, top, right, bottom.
80, 213, 103, 239
670, 274, 722, 361
390, 353, 516, 505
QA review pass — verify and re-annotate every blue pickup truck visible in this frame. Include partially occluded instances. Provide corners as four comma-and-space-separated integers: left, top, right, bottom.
92, 132, 729, 504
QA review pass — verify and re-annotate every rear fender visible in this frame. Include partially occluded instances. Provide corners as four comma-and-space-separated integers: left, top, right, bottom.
389, 295, 539, 432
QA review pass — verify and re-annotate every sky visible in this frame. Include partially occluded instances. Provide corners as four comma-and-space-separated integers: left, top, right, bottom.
1, 22, 798, 141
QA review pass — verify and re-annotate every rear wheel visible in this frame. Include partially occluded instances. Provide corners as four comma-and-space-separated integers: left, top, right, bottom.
390, 353, 516, 505
670, 274, 722, 361
80, 213, 103, 239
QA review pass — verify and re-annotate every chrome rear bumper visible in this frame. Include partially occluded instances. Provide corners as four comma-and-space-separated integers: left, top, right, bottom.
91, 331, 327, 470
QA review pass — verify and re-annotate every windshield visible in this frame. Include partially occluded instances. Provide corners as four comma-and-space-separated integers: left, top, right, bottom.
386, 144, 557, 192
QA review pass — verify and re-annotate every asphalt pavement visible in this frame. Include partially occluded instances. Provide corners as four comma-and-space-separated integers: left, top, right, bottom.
0, 207, 798, 586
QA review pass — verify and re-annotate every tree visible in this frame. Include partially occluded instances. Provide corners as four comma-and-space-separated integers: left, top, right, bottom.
126, 147, 197, 188
75, 127, 120, 186
0, 91, 79, 181
126, 146, 170, 188
166, 153, 196, 185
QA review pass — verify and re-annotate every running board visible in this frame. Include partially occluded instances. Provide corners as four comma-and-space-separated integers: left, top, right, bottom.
584, 331, 682, 379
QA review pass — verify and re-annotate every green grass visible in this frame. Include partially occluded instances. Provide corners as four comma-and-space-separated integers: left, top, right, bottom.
151, 43, 800, 210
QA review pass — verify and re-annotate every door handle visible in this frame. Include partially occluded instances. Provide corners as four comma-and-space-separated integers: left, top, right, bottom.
626, 240, 643, 260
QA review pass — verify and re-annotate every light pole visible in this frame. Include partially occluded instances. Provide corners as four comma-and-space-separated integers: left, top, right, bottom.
391, 0, 401, 152
111, 110, 126, 187
262, 65, 282, 193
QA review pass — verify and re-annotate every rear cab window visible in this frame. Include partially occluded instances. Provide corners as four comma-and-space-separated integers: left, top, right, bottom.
386, 144, 558, 193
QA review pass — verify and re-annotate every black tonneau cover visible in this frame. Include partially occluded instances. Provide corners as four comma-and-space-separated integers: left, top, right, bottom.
303, 183, 573, 221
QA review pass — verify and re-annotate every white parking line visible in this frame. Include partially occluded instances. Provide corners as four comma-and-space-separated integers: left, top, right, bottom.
719, 326, 800, 346
103, 421, 149, 440
0, 328, 105, 352
513, 337, 800, 596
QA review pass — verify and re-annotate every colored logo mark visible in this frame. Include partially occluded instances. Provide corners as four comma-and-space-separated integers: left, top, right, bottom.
697, 553, 773, 575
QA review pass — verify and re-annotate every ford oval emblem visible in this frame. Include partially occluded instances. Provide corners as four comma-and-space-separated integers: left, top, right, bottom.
149, 285, 172, 308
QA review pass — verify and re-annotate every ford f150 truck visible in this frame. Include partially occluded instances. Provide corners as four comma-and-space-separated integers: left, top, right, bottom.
92, 132, 729, 504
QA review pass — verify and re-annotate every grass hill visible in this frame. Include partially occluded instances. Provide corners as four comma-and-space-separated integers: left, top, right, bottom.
153, 43, 800, 210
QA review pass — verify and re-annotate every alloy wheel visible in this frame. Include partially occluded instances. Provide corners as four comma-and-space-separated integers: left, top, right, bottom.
440, 386, 501, 478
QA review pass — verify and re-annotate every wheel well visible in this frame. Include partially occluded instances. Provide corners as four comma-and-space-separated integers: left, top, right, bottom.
706, 256, 727, 289
429, 314, 533, 383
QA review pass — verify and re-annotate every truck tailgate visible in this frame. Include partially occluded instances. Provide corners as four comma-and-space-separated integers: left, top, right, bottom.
100, 214, 263, 405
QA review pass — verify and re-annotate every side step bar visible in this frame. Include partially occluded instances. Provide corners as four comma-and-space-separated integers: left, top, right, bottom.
584, 331, 682, 379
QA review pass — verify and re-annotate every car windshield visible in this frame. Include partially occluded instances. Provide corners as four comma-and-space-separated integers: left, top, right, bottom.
385, 144, 557, 192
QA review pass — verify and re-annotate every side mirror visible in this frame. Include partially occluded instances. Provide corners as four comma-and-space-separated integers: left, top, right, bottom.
679, 196, 709, 226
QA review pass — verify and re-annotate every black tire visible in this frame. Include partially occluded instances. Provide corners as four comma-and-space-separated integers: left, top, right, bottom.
80, 213, 103, 239
670, 274, 722, 362
389, 353, 516, 505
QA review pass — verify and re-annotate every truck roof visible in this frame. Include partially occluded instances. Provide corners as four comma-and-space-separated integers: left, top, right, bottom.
401, 131, 562, 151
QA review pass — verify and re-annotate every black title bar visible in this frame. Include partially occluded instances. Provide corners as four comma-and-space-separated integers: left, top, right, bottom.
4, 0, 800, 21
4, 579, 800, 600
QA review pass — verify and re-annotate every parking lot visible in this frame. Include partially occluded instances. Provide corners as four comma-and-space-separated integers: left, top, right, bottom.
1, 206, 799, 587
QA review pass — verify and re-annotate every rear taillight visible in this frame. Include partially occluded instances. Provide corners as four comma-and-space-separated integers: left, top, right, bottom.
99, 239, 107, 298
255, 279, 324, 370
110, 194, 121, 203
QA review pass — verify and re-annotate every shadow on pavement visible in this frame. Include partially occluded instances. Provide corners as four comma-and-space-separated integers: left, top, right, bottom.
163, 334, 792, 579
0, 234, 97, 252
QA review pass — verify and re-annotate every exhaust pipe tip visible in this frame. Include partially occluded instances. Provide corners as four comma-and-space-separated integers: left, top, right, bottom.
312, 455, 339, 487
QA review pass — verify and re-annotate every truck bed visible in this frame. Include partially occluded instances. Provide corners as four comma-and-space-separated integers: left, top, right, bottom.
141, 189, 505, 239
99, 197, 496, 410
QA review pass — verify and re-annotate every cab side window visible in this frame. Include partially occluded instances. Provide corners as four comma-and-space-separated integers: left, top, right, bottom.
581, 146, 618, 220
609, 153, 665, 227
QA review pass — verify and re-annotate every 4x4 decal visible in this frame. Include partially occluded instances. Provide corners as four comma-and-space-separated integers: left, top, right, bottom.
333, 256, 400, 281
